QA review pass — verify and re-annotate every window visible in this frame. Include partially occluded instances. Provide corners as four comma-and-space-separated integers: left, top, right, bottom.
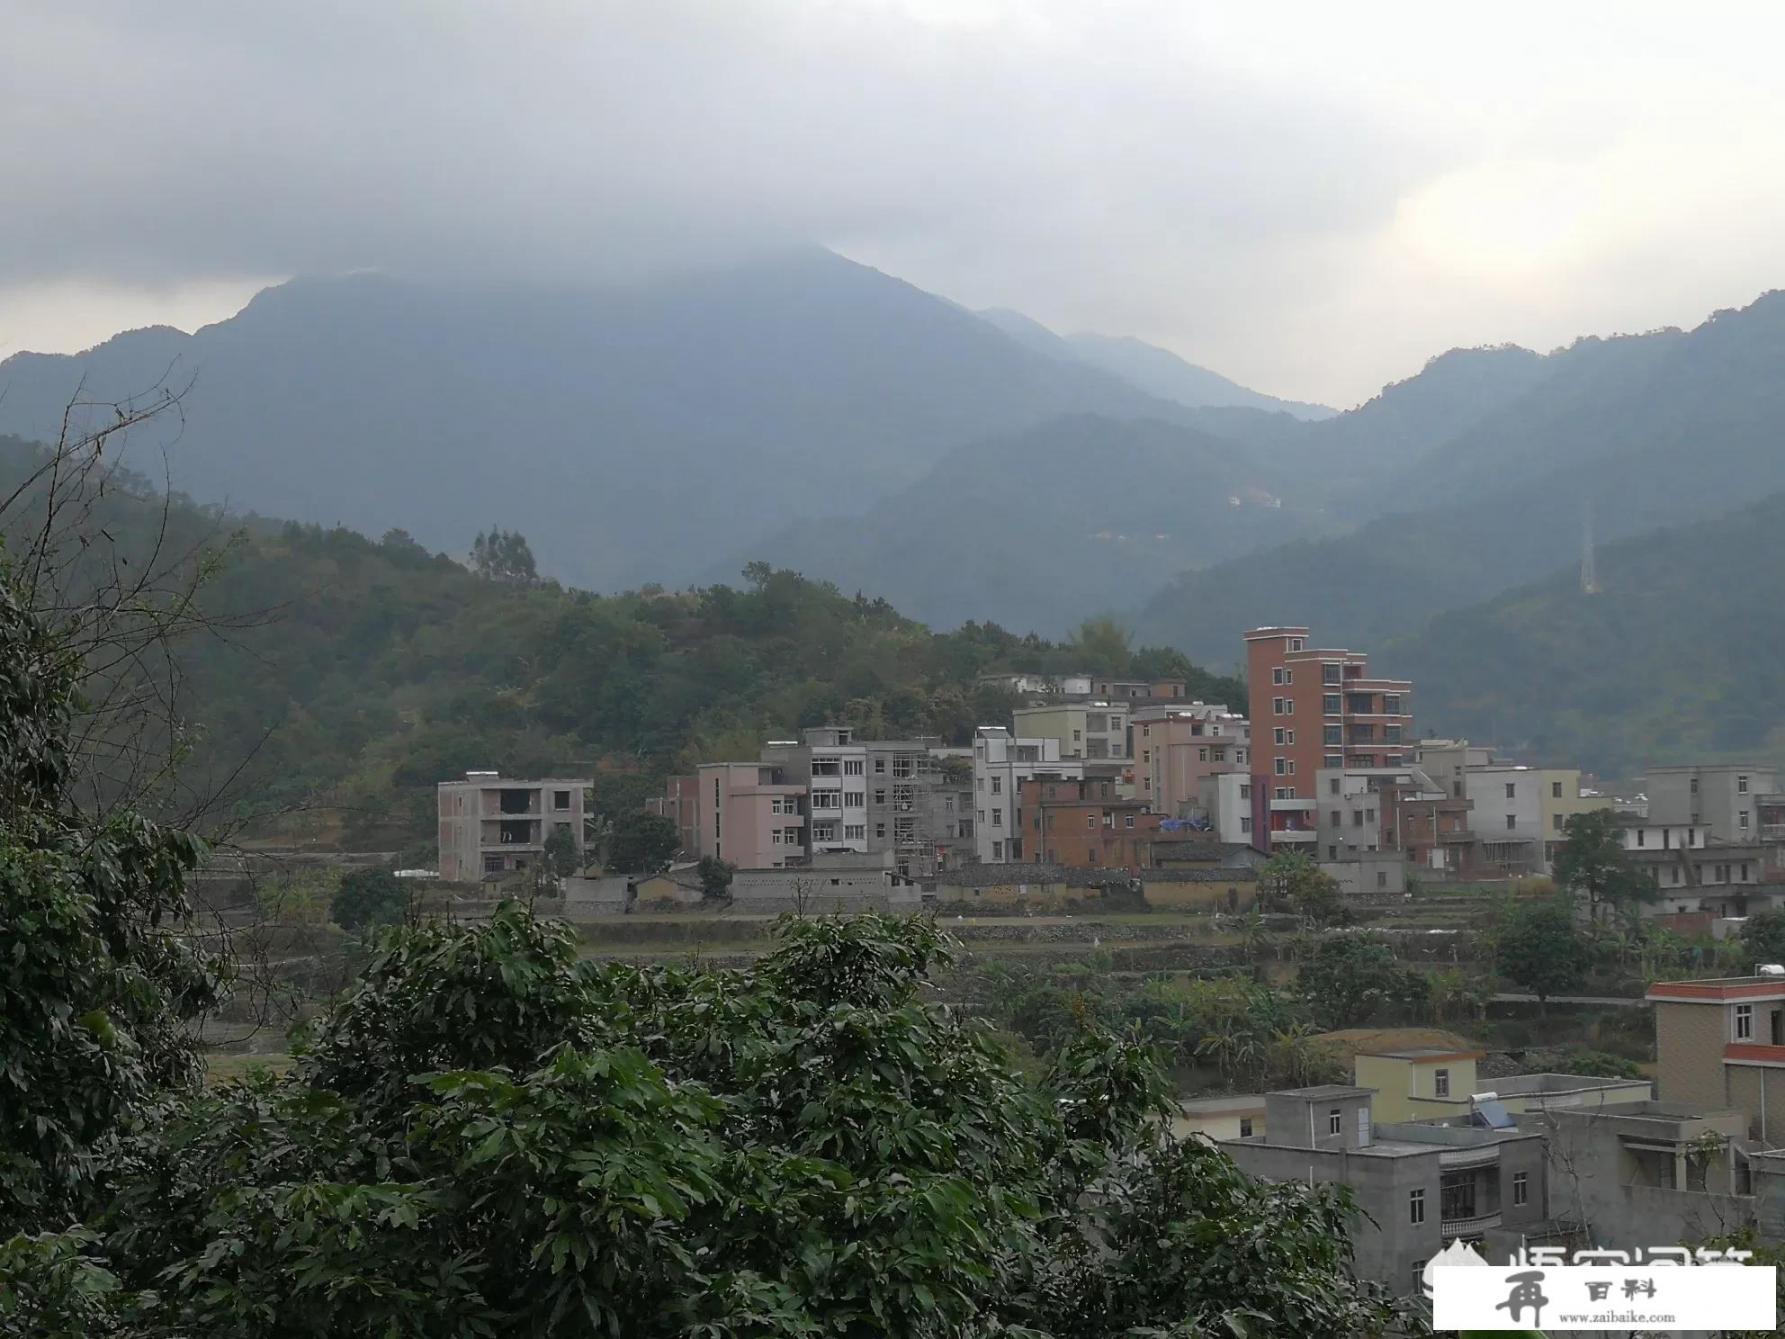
552, 789, 571, 811
991, 775, 1002, 794
1506, 814, 1517, 830
1328, 1108, 1342, 1135
1275, 787, 1294, 800
1691, 777, 1700, 794
1505, 782, 1517, 800
1322, 693, 1340, 713
1273, 727, 1285, 745
844, 824, 865, 840
991, 840, 1003, 860
1239, 1117, 1253, 1137
844, 759, 864, 776
991, 808, 1003, 826
1086, 815, 1096, 829
872, 757, 886, 774
1741, 811, 1751, 831
1512, 1171, 1529, 1207
1329, 777, 1341, 796
1434, 1068, 1450, 1098
1238, 784, 1251, 799
1353, 810, 1365, 827
1285, 730, 1295, 745
1329, 844, 1338, 858
874, 788, 886, 804
1272, 697, 1285, 715
1290, 637, 1304, 651
1553, 814, 1564, 831
1383, 694, 1401, 714
1376, 870, 1387, 889
1274, 757, 1287, 776
1636, 828, 1646, 847
844, 791, 864, 807
1141, 748, 1150, 762
1324, 725, 1342, 745
1552, 780, 1564, 799
1330, 810, 1342, 828
1198, 747, 1209, 762
875, 822, 886, 839
1737, 1004, 1754, 1040
812, 792, 840, 810
1125, 814, 1135, 828
1409, 1188, 1425, 1225
1324, 754, 1343, 768
1412, 1260, 1426, 1294
1323, 664, 1340, 685
1239, 817, 1252, 834
1286, 760, 1296, 775
1273, 666, 1285, 685
1740, 775, 1751, 794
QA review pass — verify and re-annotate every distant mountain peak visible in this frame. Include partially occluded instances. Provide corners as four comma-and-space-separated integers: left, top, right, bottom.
974, 308, 1333, 420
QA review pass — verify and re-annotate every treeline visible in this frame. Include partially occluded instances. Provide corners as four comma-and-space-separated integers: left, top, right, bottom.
0, 437, 1241, 845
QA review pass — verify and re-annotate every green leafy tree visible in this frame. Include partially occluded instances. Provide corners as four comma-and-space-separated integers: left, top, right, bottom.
330, 865, 408, 933
1554, 809, 1652, 923
1070, 614, 1132, 672
469, 527, 538, 584
607, 809, 680, 875
696, 854, 734, 900
542, 823, 581, 878
1298, 934, 1431, 1029
1494, 895, 1592, 1012
1259, 850, 1346, 926
1740, 908, 1785, 969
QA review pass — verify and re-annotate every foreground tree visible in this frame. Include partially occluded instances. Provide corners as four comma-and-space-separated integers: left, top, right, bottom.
1493, 895, 1593, 1012
1554, 809, 1651, 923
606, 809, 680, 875
1740, 908, 1785, 968
329, 864, 408, 933
1297, 934, 1430, 1028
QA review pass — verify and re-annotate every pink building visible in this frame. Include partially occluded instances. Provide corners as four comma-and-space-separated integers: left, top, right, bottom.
696, 763, 807, 869
1132, 703, 1250, 817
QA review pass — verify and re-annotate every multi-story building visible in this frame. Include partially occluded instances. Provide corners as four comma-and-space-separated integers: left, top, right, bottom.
1132, 702, 1249, 817
1221, 1085, 1549, 1295
1648, 764, 1779, 845
1462, 765, 1546, 877
1015, 775, 1163, 869
860, 737, 955, 879
1354, 1048, 1649, 1124
437, 770, 591, 881
762, 727, 869, 856
1012, 702, 1131, 761
1091, 676, 1187, 702
1244, 628, 1413, 851
1411, 739, 1495, 803
694, 763, 807, 869
972, 726, 1084, 863
1196, 771, 1260, 847
1650, 973, 1785, 1145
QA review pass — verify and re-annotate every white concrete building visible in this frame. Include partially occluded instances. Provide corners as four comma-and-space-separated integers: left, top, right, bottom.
971, 726, 1084, 862
1463, 765, 1545, 876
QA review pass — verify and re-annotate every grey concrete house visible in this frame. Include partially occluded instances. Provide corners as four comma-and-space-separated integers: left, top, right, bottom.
1220, 1086, 1550, 1296
437, 770, 591, 880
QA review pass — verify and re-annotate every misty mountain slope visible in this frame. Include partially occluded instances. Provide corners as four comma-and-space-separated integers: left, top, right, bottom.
1389, 489, 1785, 777
1133, 290, 1785, 662
0, 249, 1210, 592
976, 308, 1333, 420
736, 413, 1328, 637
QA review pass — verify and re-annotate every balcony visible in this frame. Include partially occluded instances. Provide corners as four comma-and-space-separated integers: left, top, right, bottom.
1440, 1210, 1503, 1238
1725, 1043, 1785, 1065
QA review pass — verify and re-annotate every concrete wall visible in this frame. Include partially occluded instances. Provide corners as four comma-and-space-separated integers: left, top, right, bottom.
1725, 1064, 1785, 1144
1654, 1000, 1733, 1107
1323, 853, 1407, 896
1224, 1140, 1441, 1292
1171, 1105, 1266, 1142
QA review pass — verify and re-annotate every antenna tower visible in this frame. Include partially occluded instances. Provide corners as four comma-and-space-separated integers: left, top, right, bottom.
1580, 499, 1600, 596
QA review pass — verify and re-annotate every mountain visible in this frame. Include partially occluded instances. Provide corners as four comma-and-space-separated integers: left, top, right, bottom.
1389, 489, 1785, 778
737, 413, 1331, 636
0, 249, 1218, 593
977, 308, 1334, 419
1133, 292, 1785, 662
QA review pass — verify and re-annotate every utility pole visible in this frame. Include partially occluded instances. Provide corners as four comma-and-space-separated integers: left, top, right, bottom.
1580, 498, 1601, 596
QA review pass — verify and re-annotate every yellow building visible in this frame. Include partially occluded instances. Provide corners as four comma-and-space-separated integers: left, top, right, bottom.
1171, 1094, 1267, 1142
1353, 1048, 1650, 1122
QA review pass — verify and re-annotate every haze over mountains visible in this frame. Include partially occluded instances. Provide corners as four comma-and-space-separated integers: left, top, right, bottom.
4, 251, 1785, 768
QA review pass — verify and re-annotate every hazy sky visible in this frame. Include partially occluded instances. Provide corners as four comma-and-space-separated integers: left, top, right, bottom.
5, 0, 1785, 405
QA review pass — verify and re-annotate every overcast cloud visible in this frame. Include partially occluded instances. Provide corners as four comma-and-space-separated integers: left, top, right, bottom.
4, 0, 1785, 404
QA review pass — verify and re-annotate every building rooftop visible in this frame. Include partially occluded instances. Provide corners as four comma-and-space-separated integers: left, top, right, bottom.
1364, 1047, 1483, 1063
1179, 1094, 1268, 1114
1648, 975, 1785, 1003
1274, 1084, 1374, 1100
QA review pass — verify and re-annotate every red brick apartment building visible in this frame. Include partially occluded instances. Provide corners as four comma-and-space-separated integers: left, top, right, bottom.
1016, 775, 1163, 868
1245, 627, 1414, 847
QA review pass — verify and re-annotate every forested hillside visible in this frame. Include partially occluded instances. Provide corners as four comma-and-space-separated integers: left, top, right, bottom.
0, 436, 1238, 846
1393, 489, 1785, 776
1136, 292, 1785, 661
